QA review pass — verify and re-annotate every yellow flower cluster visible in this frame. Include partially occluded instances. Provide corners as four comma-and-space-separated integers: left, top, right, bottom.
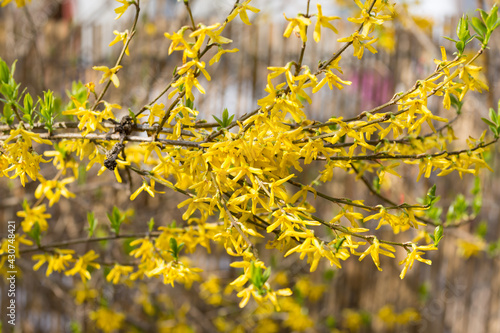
1, 0, 499, 317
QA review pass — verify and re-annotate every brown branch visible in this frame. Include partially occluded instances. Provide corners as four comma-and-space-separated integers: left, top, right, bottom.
0, 132, 201, 148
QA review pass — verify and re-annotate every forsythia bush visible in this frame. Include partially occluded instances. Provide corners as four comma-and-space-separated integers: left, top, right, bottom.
1, 0, 500, 331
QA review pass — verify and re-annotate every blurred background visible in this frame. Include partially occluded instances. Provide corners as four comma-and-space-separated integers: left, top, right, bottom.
0, 0, 499, 332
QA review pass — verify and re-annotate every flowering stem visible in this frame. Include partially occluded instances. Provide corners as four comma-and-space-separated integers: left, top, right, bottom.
184, 0, 196, 32
154, 91, 185, 140
294, 0, 311, 76
92, 1, 141, 111
316, 0, 377, 74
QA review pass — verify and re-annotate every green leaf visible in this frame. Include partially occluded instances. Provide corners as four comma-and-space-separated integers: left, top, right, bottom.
169, 237, 183, 260
177, 242, 185, 253
476, 221, 488, 239
470, 17, 487, 37
487, 240, 500, 257
432, 225, 443, 246
10, 60, 16, 79
148, 217, 155, 232
122, 238, 135, 255
478, 9, 488, 23
87, 212, 97, 237
0, 58, 9, 84
323, 269, 336, 281
489, 107, 498, 125
481, 117, 496, 128
22, 93, 36, 126
107, 206, 124, 235
471, 176, 481, 195
65, 81, 87, 107
457, 16, 470, 41
169, 237, 178, 253
493, 18, 500, 30
38, 90, 61, 132
449, 93, 463, 114
262, 267, 271, 284
486, 5, 498, 29
334, 236, 346, 251
249, 261, 265, 290
2, 103, 14, 125
443, 36, 459, 43
128, 108, 137, 123
426, 206, 443, 222
213, 108, 235, 129
472, 194, 482, 215
446, 194, 467, 222
418, 282, 431, 302
212, 115, 223, 126
325, 316, 337, 329
249, 261, 258, 284
0, 81, 15, 100
425, 184, 438, 205
27, 222, 42, 246
23, 93, 33, 113
69, 321, 82, 333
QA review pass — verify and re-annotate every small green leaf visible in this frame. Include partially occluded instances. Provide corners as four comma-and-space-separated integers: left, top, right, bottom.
471, 17, 487, 37
170, 237, 178, 252
478, 9, 488, 23
449, 93, 463, 114
443, 36, 459, 43
471, 176, 481, 195
262, 267, 271, 284
418, 282, 431, 303
432, 225, 443, 246
169, 237, 182, 260
65, 81, 87, 107
457, 16, 470, 41
87, 212, 97, 237
107, 206, 124, 235
2, 103, 14, 125
472, 194, 482, 215
476, 221, 488, 239
426, 184, 438, 205
27, 222, 42, 246
177, 242, 185, 253
0, 58, 9, 84
486, 5, 498, 29
212, 115, 223, 126
447, 194, 467, 222
334, 236, 346, 251
128, 108, 137, 122
481, 117, 496, 128
69, 320, 82, 333
148, 217, 155, 232
489, 107, 498, 125
325, 316, 337, 329
23, 93, 33, 113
